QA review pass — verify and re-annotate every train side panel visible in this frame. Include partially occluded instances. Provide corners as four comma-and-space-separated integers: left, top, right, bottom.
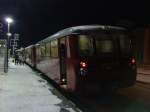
36, 58, 60, 83
65, 37, 80, 92
24, 25, 137, 94
35, 41, 60, 84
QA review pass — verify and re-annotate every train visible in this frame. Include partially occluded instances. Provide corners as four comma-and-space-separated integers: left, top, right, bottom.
17, 25, 137, 94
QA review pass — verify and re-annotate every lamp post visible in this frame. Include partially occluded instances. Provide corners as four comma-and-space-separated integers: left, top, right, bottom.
4, 17, 13, 73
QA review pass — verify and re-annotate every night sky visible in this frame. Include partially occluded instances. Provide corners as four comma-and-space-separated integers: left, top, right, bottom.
0, 0, 149, 47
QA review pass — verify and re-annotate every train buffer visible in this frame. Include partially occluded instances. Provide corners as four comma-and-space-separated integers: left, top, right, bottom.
0, 58, 81, 112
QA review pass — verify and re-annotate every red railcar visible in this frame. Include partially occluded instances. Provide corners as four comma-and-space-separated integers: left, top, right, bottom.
25, 25, 137, 93
24, 45, 36, 67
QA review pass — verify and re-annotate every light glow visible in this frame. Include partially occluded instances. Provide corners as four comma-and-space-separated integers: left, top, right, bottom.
131, 58, 136, 64
80, 62, 87, 68
5, 17, 13, 23
7, 33, 12, 36
62, 78, 66, 82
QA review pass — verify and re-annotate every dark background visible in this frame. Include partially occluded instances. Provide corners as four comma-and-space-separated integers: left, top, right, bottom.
0, 0, 149, 47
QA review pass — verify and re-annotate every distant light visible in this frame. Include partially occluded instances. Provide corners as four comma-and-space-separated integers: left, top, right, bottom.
5, 17, 13, 23
7, 33, 12, 36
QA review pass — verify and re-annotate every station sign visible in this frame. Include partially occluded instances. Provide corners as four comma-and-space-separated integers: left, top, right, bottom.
14, 33, 19, 40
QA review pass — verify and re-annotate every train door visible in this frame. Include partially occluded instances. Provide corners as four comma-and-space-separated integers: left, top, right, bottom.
59, 37, 67, 84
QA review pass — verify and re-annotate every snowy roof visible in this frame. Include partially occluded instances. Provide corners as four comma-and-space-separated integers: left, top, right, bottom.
25, 45, 34, 49
38, 25, 126, 44
16, 47, 24, 52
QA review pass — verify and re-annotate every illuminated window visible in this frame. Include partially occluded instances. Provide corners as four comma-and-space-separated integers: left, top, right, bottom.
50, 39, 58, 57
119, 35, 131, 55
78, 35, 94, 56
46, 42, 51, 56
96, 40, 113, 54
40, 44, 46, 56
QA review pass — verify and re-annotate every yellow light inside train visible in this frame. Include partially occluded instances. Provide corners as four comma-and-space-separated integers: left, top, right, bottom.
62, 78, 66, 82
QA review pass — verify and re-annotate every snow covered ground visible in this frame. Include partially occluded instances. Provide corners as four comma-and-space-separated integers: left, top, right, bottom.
0, 56, 5, 73
0, 59, 81, 112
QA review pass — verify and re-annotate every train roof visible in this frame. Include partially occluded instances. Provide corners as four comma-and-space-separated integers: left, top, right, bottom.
38, 25, 126, 44
16, 47, 24, 52
25, 45, 34, 49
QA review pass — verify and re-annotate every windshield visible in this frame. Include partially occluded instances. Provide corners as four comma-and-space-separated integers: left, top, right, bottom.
78, 35, 94, 56
119, 35, 131, 55
78, 32, 131, 57
94, 33, 114, 55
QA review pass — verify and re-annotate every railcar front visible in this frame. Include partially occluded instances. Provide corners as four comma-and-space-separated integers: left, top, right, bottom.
72, 29, 137, 93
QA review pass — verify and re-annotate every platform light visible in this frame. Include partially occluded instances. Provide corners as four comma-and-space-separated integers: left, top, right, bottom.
6, 17, 13, 24
7, 33, 12, 37
4, 17, 14, 73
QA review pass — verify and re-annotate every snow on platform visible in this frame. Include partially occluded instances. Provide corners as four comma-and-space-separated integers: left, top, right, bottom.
0, 59, 80, 112
0, 56, 5, 73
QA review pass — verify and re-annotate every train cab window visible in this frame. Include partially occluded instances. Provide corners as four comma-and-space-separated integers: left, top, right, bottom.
78, 35, 94, 56
119, 35, 131, 56
95, 40, 113, 54
93, 33, 114, 57
50, 39, 58, 57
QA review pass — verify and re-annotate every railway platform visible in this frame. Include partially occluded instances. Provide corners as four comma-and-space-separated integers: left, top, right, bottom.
137, 65, 150, 84
0, 56, 5, 74
0, 58, 150, 112
0, 58, 80, 112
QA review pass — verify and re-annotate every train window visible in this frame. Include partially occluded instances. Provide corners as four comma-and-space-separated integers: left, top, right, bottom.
50, 39, 58, 57
40, 44, 46, 56
36, 45, 41, 62
27, 49, 31, 60
119, 35, 131, 55
95, 40, 113, 54
94, 33, 114, 55
46, 42, 51, 56
60, 37, 65, 45
78, 35, 94, 56
38, 46, 41, 57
